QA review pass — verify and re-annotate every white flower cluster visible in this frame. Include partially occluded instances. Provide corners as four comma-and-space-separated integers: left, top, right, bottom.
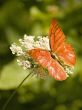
10, 34, 50, 70
19, 35, 35, 50
10, 43, 24, 56
35, 36, 50, 50
19, 34, 50, 50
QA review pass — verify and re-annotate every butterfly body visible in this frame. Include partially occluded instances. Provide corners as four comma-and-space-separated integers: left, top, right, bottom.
28, 19, 76, 81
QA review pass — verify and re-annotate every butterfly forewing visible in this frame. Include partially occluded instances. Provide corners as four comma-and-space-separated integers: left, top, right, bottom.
49, 19, 65, 52
49, 19, 76, 66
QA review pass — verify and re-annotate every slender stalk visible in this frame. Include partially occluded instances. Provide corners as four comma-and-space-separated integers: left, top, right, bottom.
1, 72, 32, 110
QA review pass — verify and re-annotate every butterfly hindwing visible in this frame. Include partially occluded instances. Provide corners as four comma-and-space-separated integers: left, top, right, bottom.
29, 49, 67, 80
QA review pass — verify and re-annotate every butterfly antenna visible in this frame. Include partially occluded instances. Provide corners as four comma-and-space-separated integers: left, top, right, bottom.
1, 72, 32, 110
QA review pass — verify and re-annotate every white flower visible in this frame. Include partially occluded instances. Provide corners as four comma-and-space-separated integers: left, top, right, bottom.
19, 34, 50, 51
19, 35, 35, 50
10, 43, 24, 56
17, 59, 31, 70
35, 36, 50, 50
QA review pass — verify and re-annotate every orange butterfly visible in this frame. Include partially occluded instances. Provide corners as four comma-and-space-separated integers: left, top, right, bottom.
28, 19, 76, 81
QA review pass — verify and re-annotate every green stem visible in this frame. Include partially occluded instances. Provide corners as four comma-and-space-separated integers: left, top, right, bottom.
1, 72, 32, 110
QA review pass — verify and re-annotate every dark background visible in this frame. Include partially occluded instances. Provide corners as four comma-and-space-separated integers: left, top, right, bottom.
0, 0, 82, 110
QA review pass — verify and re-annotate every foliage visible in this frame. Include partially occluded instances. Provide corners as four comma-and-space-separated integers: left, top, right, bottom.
0, 0, 82, 110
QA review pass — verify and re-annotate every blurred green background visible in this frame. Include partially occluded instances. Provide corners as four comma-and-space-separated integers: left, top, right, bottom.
0, 0, 82, 110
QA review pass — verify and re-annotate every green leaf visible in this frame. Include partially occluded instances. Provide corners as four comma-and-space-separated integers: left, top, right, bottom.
0, 59, 35, 90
